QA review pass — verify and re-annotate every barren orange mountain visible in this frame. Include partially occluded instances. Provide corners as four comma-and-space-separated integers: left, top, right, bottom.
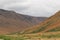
0, 9, 47, 34
22, 11, 60, 34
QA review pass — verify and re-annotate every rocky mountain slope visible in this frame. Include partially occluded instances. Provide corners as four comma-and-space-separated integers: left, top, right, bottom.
0, 9, 47, 34
22, 11, 60, 34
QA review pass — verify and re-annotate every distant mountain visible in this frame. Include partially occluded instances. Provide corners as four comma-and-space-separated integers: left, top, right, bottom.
0, 9, 47, 34
22, 11, 60, 34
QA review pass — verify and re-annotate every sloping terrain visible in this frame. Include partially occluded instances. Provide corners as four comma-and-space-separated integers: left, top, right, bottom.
22, 11, 60, 34
0, 9, 47, 34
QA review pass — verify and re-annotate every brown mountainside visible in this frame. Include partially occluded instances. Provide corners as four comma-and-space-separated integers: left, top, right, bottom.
22, 11, 60, 34
0, 9, 47, 34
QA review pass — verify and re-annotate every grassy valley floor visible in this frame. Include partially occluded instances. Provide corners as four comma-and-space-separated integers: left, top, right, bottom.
0, 32, 60, 40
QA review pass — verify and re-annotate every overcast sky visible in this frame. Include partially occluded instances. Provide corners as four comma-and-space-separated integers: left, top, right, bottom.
0, 0, 60, 17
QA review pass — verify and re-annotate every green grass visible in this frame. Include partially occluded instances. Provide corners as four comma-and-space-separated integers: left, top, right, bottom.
40, 34, 60, 38
0, 35, 25, 40
0, 33, 60, 40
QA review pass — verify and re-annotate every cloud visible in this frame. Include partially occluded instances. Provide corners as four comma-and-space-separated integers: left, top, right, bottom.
0, 0, 60, 17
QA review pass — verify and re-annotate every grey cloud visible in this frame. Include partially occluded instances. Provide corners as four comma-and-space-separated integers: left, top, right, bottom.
7, 6, 29, 12
0, 0, 60, 17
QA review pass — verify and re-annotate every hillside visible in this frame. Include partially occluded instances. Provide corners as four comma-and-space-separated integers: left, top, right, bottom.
0, 9, 47, 34
22, 11, 60, 34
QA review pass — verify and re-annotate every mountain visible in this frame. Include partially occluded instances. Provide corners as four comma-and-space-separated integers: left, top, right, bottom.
0, 9, 47, 34
22, 11, 60, 34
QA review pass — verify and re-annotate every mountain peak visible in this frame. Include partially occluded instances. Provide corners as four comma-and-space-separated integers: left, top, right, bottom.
51, 10, 60, 17
57, 10, 60, 12
0, 9, 16, 13
55, 10, 60, 15
0, 9, 7, 12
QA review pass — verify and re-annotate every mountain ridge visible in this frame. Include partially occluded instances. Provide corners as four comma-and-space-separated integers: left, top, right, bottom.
22, 11, 60, 34
0, 9, 47, 34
